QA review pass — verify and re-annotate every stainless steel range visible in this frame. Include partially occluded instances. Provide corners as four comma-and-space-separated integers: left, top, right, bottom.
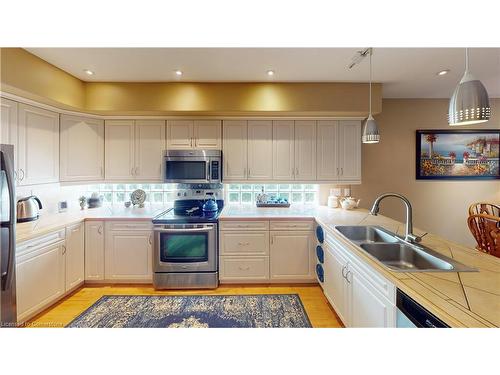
152, 184, 223, 289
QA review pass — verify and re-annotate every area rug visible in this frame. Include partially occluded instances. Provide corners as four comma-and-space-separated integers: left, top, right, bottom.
66, 294, 312, 328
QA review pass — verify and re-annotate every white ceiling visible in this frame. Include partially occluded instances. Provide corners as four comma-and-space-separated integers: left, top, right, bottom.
25, 48, 500, 98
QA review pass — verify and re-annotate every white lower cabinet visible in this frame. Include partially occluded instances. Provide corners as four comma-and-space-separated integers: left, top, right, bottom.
64, 222, 85, 291
104, 222, 153, 282
85, 221, 105, 281
322, 231, 396, 327
16, 230, 66, 322
220, 257, 270, 281
270, 231, 315, 281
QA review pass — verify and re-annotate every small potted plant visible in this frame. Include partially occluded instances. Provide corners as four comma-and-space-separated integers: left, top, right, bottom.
79, 196, 87, 210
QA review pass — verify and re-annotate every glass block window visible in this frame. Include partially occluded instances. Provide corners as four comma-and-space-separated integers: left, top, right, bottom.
86, 184, 177, 205
225, 184, 319, 205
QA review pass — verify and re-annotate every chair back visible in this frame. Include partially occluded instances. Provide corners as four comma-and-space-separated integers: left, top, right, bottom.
468, 202, 500, 217
467, 214, 500, 258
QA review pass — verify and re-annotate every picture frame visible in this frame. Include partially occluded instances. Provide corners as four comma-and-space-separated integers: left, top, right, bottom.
415, 129, 500, 180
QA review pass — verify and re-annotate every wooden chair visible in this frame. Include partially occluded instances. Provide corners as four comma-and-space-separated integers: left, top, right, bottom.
468, 202, 500, 217
467, 214, 500, 258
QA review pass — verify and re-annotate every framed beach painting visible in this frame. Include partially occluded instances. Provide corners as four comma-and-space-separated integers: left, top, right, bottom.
416, 129, 500, 180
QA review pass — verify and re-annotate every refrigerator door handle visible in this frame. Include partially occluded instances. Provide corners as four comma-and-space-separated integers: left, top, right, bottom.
1, 149, 16, 292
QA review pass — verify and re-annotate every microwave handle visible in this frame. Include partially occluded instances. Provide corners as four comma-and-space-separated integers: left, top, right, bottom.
206, 161, 211, 182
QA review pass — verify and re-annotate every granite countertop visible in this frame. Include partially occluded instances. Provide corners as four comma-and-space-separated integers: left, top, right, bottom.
221, 204, 500, 327
16, 205, 169, 243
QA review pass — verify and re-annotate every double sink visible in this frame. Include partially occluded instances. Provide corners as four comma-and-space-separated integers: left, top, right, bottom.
335, 226, 477, 272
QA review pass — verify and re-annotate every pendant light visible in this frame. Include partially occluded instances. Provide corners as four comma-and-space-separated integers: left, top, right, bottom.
448, 48, 491, 126
362, 48, 380, 143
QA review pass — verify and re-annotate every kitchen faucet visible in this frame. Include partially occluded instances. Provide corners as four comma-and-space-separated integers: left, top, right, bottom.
369, 193, 422, 244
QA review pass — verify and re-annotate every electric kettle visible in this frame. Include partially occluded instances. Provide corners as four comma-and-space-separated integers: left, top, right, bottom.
17, 195, 43, 223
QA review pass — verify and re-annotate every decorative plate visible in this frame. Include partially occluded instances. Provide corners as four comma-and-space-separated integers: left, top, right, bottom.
130, 189, 146, 207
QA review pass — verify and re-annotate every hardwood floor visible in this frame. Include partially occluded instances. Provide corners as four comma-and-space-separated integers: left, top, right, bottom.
28, 284, 344, 328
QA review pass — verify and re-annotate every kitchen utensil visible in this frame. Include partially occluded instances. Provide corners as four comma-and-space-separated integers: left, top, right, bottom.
16, 195, 42, 222
202, 194, 219, 213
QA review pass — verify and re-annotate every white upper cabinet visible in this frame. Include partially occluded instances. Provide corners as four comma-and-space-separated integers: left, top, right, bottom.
0, 98, 18, 148
60, 114, 104, 182
272, 120, 295, 180
167, 120, 193, 149
247, 120, 273, 180
105, 120, 135, 180
194, 120, 221, 149
294, 120, 317, 180
222, 120, 247, 180
17, 103, 59, 185
316, 120, 361, 183
316, 120, 339, 181
134, 120, 165, 180
338, 121, 361, 182
167, 120, 221, 149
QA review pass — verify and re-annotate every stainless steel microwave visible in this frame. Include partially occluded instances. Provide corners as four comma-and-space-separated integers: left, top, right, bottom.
163, 150, 222, 183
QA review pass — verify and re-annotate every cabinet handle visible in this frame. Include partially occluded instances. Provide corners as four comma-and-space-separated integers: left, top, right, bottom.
149, 233, 153, 245
248, 168, 251, 177
131, 167, 135, 176
14, 170, 18, 181
239, 266, 250, 271
345, 270, 352, 284
336, 167, 339, 176
62, 245, 67, 255
341, 265, 347, 279
237, 242, 250, 246
341, 167, 343, 175
271, 236, 274, 245
135, 167, 139, 176
100, 166, 104, 177
98, 225, 103, 235
296, 167, 299, 177
20, 168, 25, 181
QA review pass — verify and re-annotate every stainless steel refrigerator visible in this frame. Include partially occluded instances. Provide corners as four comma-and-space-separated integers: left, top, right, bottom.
1, 144, 17, 326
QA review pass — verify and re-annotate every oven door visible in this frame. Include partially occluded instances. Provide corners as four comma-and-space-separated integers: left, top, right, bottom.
164, 156, 210, 183
154, 223, 217, 273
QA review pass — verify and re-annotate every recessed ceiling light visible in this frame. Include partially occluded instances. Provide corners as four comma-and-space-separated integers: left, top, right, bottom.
437, 69, 450, 76
175, 70, 183, 76
84, 69, 94, 76
267, 70, 275, 76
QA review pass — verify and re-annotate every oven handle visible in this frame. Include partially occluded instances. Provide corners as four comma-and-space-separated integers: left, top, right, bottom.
154, 226, 214, 233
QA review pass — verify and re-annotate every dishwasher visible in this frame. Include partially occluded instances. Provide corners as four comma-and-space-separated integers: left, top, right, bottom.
396, 289, 450, 328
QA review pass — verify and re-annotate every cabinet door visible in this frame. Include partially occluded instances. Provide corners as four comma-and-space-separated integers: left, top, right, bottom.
0, 98, 18, 181
85, 221, 105, 281
0, 97, 18, 150
60, 115, 104, 182
65, 223, 84, 291
16, 243, 65, 322
348, 267, 396, 327
105, 120, 135, 180
135, 120, 165, 180
338, 121, 361, 182
270, 231, 315, 281
105, 228, 153, 281
323, 244, 348, 325
247, 120, 273, 180
295, 120, 317, 180
167, 120, 193, 149
18, 104, 59, 185
194, 120, 221, 149
222, 120, 247, 180
272, 120, 294, 180
316, 120, 339, 181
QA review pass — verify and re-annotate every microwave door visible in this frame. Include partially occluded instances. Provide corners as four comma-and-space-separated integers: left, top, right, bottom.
165, 159, 210, 183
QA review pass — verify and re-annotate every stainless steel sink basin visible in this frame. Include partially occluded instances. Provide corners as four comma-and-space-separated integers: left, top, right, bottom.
334, 225, 477, 273
335, 225, 399, 243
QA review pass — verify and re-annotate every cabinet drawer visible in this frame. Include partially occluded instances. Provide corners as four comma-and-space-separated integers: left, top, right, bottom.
220, 256, 270, 281
17, 229, 66, 256
220, 231, 269, 255
220, 220, 269, 231
270, 221, 314, 231
106, 221, 153, 231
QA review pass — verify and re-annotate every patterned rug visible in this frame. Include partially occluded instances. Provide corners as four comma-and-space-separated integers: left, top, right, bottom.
66, 294, 312, 328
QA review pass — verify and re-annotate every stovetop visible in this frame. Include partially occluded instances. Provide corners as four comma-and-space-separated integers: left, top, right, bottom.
152, 199, 224, 224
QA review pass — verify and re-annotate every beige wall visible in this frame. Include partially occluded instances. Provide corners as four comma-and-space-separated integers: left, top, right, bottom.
352, 98, 500, 247
1, 48, 382, 116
